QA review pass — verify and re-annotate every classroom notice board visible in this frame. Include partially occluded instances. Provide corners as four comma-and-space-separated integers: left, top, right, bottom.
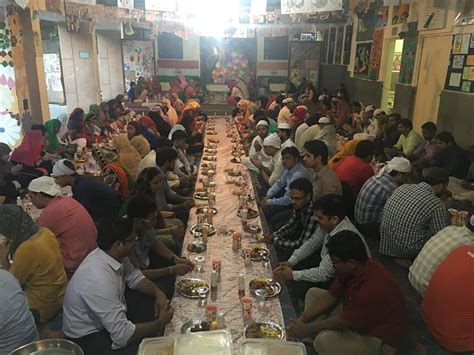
444, 33, 474, 93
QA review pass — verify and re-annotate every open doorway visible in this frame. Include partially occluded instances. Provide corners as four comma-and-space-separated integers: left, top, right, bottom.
381, 38, 403, 112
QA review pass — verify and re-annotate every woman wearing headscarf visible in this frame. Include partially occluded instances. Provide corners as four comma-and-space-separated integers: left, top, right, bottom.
328, 138, 362, 170
148, 109, 172, 139
171, 93, 184, 115
102, 162, 134, 201
0, 205, 67, 323
67, 108, 85, 140
127, 121, 151, 158
44, 119, 64, 153
0, 143, 21, 203
162, 97, 179, 127
112, 134, 141, 179
289, 105, 308, 130
10, 130, 47, 186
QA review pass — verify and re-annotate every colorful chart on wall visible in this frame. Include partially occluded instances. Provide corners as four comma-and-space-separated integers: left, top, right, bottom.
369, 28, 384, 80
399, 22, 418, 85
354, 42, 372, 78
122, 40, 155, 88
445, 32, 474, 93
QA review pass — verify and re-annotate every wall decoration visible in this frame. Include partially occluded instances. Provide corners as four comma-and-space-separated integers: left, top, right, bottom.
392, 4, 409, 25
122, 40, 155, 88
418, 0, 446, 30
399, 22, 418, 84
376, 6, 389, 27
0, 5, 20, 147
289, 41, 321, 85
354, 42, 372, 77
356, 4, 376, 42
444, 32, 474, 93
343, 24, 352, 65
281, 0, 342, 14
118, 0, 134, 10
369, 28, 384, 80
460, 33, 470, 54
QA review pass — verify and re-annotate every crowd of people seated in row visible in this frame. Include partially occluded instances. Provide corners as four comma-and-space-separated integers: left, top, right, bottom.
0, 79, 473, 354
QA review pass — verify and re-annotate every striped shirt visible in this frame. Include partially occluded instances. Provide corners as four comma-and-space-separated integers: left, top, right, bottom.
288, 217, 370, 283
380, 182, 448, 259
355, 172, 398, 225
409, 225, 474, 296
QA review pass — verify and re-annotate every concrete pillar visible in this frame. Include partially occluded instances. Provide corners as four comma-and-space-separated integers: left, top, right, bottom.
8, 3, 50, 123
97, 30, 125, 101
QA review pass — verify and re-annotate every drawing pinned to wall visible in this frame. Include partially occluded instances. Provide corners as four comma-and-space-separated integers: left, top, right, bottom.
399, 22, 418, 84
452, 55, 465, 69
122, 40, 155, 88
392, 4, 409, 25
462, 81, 471, 92
445, 32, 474, 93
452, 34, 462, 54
460, 33, 471, 54
369, 28, 384, 80
354, 42, 372, 78
356, 4, 376, 42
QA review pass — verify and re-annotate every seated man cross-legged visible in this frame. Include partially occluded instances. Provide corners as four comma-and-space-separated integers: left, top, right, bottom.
288, 230, 408, 355
63, 217, 174, 355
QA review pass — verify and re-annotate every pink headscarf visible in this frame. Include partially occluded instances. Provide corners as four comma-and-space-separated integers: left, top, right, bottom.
10, 130, 43, 166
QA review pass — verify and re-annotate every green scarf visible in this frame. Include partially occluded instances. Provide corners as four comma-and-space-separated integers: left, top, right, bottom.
0, 205, 38, 257
44, 119, 62, 152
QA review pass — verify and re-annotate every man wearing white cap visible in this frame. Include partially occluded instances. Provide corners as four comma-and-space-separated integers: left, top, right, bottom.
28, 176, 97, 276
277, 97, 294, 124
314, 117, 337, 159
268, 123, 297, 186
255, 133, 281, 187
243, 119, 271, 173
355, 157, 411, 238
409, 214, 474, 297
52, 159, 122, 221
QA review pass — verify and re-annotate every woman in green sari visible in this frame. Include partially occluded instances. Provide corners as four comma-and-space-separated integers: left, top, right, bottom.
44, 119, 64, 154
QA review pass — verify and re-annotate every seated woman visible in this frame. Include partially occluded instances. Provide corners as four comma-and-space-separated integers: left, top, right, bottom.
139, 116, 160, 148
180, 102, 204, 154
130, 167, 185, 253
112, 134, 142, 179
67, 108, 85, 141
0, 205, 67, 323
10, 130, 49, 187
0, 143, 21, 204
44, 119, 66, 154
102, 162, 134, 201
127, 121, 151, 158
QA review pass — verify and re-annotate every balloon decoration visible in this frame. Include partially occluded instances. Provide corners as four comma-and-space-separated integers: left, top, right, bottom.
211, 52, 253, 85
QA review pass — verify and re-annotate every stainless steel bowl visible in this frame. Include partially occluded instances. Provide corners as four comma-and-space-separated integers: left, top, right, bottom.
10, 339, 84, 355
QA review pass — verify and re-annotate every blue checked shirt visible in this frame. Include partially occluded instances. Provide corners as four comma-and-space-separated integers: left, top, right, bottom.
288, 217, 371, 283
380, 182, 449, 259
272, 201, 318, 248
355, 172, 398, 225
266, 162, 313, 207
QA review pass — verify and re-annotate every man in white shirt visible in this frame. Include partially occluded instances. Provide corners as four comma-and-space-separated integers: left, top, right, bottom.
278, 97, 293, 124
243, 119, 271, 173
63, 217, 174, 354
268, 123, 296, 185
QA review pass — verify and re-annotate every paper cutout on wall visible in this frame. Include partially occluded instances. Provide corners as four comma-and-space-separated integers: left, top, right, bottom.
448, 72, 461, 87
462, 80, 471, 92
452, 34, 462, 54
369, 28, 384, 80
460, 33, 471, 54
453, 55, 465, 69
118, 0, 134, 10
399, 22, 418, 84
354, 42, 372, 77
122, 40, 155, 88
418, 0, 446, 30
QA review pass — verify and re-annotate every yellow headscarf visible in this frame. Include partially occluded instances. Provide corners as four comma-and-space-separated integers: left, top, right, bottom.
112, 134, 142, 179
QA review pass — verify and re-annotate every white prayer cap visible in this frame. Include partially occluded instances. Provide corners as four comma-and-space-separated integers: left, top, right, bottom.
378, 157, 412, 177
318, 95, 325, 101
282, 98, 294, 104
28, 176, 60, 197
278, 123, 291, 130
353, 133, 375, 141
263, 133, 281, 149
318, 117, 330, 124
256, 120, 269, 127
52, 159, 76, 177
374, 108, 385, 116
364, 105, 375, 112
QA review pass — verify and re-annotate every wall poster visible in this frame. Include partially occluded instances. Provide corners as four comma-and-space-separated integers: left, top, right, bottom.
445, 32, 474, 93
122, 40, 155, 88
399, 22, 418, 85
354, 42, 372, 78
369, 28, 384, 80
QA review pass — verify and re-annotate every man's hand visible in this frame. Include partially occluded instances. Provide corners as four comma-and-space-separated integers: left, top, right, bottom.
262, 233, 273, 244
175, 256, 195, 270
254, 140, 262, 152
272, 265, 294, 282
276, 261, 291, 268
0, 235, 10, 258
156, 301, 174, 328
287, 318, 313, 339
11, 164, 23, 175
250, 156, 262, 169
171, 225, 184, 239
153, 290, 168, 317
172, 264, 192, 276
261, 196, 268, 207
183, 199, 195, 209
179, 176, 189, 187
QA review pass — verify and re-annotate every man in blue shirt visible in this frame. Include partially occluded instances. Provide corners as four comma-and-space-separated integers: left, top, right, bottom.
263, 146, 312, 229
